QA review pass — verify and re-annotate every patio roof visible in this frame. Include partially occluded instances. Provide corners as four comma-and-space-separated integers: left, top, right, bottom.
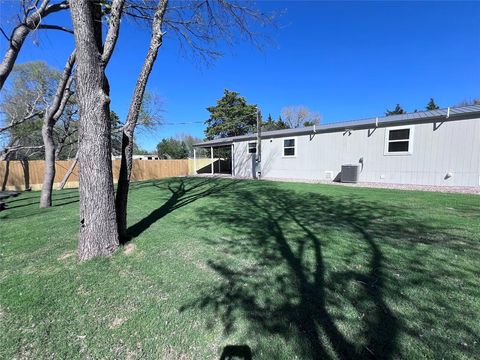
193, 104, 480, 148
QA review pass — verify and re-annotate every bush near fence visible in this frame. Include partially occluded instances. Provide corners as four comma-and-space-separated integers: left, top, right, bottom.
0, 159, 191, 191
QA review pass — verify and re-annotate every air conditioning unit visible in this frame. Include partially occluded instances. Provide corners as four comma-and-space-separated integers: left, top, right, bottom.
341, 164, 360, 183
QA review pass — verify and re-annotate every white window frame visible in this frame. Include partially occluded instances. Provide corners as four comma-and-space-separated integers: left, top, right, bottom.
384, 125, 414, 156
282, 137, 297, 158
248, 141, 257, 154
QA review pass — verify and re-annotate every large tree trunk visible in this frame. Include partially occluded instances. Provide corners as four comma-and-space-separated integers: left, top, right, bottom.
70, 0, 123, 260
40, 52, 75, 208
115, 0, 168, 239
0, 0, 69, 90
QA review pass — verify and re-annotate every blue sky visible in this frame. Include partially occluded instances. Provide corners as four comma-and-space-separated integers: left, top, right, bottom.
1, 1, 479, 151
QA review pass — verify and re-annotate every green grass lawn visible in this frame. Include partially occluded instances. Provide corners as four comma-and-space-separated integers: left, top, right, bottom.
1, 177, 479, 359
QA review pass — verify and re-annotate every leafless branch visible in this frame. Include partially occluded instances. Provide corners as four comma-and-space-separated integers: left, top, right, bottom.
0, 0, 70, 90
102, 0, 126, 65
37, 24, 74, 34
0, 110, 42, 134
123, 0, 277, 65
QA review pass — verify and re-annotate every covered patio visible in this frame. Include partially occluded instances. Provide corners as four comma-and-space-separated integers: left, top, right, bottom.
192, 143, 233, 176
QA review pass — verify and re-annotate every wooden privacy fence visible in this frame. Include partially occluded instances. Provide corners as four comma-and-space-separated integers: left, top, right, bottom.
0, 159, 189, 191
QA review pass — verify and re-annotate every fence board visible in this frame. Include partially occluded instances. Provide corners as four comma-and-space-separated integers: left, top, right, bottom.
0, 159, 189, 191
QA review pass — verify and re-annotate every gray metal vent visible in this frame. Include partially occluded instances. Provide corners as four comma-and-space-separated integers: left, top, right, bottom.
341, 164, 360, 183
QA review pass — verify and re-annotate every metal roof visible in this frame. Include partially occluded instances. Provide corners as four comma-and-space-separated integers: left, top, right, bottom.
193, 105, 480, 147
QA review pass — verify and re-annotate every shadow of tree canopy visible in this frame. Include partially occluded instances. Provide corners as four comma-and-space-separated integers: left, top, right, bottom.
178, 182, 479, 359
127, 177, 243, 240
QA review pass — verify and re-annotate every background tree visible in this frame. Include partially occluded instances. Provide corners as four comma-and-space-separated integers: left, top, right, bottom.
455, 98, 480, 107
281, 105, 320, 128
132, 143, 150, 155
176, 133, 204, 157
276, 115, 289, 129
426, 98, 439, 110
205, 89, 257, 139
0, 0, 71, 90
261, 113, 290, 131
263, 114, 275, 130
1, 61, 59, 160
385, 104, 405, 116
156, 137, 188, 159
40, 52, 75, 208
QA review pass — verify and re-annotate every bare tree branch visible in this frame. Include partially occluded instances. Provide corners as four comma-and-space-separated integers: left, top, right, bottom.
37, 24, 74, 34
0, 0, 70, 90
0, 110, 42, 134
102, 0, 126, 65
116, 0, 168, 237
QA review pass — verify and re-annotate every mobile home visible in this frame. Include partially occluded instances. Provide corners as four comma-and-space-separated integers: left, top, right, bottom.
193, 105, 480, 187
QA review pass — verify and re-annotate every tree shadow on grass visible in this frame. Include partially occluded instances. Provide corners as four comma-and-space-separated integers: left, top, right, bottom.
126, 177, 243, 241
4, 192, 80, 210
180, 183, 476, 359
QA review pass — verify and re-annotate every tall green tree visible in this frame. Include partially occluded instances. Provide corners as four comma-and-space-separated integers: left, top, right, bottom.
205, 90, 257, 140
385, 104, 405, 116
263, 113, 291, 131
426, 98, 439, 110
156, 137, 188, 159
277, 115, 289, 129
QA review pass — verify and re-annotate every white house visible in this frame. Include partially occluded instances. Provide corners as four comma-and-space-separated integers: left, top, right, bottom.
193, 105, 480, 187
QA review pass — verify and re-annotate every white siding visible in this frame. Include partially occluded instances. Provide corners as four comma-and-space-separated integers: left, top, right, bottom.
233, 118, 480, 187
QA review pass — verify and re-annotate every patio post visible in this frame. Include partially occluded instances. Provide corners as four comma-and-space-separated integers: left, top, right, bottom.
193, 147, 197, 175
211, 146, 214, 175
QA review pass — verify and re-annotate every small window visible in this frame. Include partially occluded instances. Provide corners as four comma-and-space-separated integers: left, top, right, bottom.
385, 126, 413, 155
283, 138, 296, 157
248, 142, 257, 154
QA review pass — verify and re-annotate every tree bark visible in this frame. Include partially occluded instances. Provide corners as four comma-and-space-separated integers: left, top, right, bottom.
1, 160, 10, 191
115, 0, 168, 239
57, 150, 78, 190
21, 159, 30, 191
70, 0, 124, 260
0, 0, 69, 90
40, 52, 75, 208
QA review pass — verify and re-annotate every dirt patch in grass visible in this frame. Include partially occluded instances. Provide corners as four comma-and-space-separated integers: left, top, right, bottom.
109, 317, 127, 329
124, 244, 136, 255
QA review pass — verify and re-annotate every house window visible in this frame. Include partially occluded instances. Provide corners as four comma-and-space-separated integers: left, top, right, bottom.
248, 142, 257, 154
384, 126, 414, 155
283, 138, 296, 157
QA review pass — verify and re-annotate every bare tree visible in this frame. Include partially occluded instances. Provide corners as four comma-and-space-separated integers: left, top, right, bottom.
70, 0, 125, 260
281, 105, 321, 128
39, 51, 75, 208
0, 0, 71, 90
455, 98, 480, 107
115, 0, 274, 238
116, 0, 168, 239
